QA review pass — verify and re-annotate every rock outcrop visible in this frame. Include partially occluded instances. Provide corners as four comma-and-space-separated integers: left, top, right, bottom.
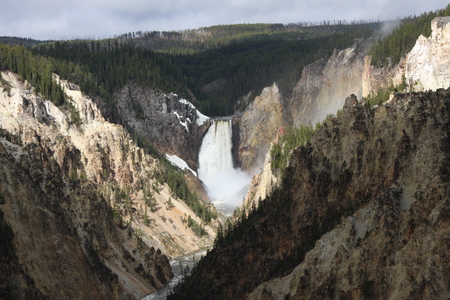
169, 90, 450, 300
405, 17, 450, 91
115, 84, 210, 171
234, 46, 366, 174
233, 83, 288, 172
0, 71, 217, 298
290, 46, 365, 127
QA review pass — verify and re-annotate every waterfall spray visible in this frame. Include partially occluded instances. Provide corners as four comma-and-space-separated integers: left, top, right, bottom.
198, 118, 251, 215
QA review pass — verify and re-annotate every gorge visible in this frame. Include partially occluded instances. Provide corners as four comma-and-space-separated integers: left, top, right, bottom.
1, 9, 450, 300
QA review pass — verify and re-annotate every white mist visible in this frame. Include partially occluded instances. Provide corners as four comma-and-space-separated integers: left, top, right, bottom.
198, 118, 251, 215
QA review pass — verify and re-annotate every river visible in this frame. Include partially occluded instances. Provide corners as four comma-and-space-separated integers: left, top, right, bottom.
141, 249, 209, 300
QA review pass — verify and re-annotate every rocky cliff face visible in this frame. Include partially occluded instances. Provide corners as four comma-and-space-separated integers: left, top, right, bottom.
0, 136, 171, 299
0, 71, 216, 298
237, 17, 450, 206
234, 83, 288, 172
169, 90, 450, 300
405, 17, 450, 91
363, 17, 450, 96
115, 84, 210, 171
290, 47, 365, 127
235, 46, 367, 205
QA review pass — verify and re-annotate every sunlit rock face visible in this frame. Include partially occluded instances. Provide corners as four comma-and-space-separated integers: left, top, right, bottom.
0, 71, 218, 299
0, 72, 173, 299
405, 17, 450, 91
234, 83, 287, 173
290, 46, 365, 127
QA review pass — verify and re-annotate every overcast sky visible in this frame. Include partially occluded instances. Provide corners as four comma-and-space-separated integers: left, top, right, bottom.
1, 0, 449, 40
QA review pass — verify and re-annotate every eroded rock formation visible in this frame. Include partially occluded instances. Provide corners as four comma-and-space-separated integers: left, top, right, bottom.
169, 90, 450, 300
0, 71, 217, 298
115, 84, 210, 171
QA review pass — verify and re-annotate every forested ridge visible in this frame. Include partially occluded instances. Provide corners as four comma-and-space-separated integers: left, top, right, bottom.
3, 6, 450, 117
116, 22, 379, 54
28, 23, 375, 116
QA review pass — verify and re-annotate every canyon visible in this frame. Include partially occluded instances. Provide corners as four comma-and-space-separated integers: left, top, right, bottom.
168, 16, 450, 299
1, 14, 450, 300
0, 71, 217, 299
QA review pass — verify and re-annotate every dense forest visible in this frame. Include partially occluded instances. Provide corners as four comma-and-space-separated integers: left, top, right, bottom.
2, 6, 450, 117
30, 23, 376, 116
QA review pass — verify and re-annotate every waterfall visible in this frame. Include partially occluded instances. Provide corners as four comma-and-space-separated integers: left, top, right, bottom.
198, 118, 251, 215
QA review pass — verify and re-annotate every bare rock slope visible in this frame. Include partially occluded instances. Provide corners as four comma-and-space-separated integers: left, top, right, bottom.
0, 71, 216, 299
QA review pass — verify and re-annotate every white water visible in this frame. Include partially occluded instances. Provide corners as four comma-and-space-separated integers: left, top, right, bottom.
198, 118, 251, 215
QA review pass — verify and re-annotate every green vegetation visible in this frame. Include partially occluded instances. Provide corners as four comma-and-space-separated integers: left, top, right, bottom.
270, 125, 315, 175
368, 5, 450, 68
0, 44, 65, 106
364, 75, 407, 108
187, 215, 207, 237
151, 159, 217, 223
0, 36, 48, 47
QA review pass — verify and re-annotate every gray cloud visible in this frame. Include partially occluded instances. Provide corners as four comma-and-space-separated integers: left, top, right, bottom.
1, 0, 449, 40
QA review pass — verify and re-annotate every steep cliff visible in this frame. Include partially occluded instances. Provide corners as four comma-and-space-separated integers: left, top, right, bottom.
0, 71, 217, 298
115, 83, 210, 171
169, 90, 450, 299
0, 134, 172, 299
237, 17, 450, 206
290, 46, 365, 127
405, 17, 450, 91
234, 83, 288, 172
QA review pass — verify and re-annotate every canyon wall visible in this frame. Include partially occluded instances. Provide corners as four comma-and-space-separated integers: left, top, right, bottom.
169, 17, 450, 300
0, 71, 217, 298
170, 90, 450, 300
239, 17, 450, 207
115, 84, 210, 171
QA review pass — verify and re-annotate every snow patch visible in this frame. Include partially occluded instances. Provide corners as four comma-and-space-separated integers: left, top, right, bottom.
165, 154, 197, 176
195, 110, 209, 126
173, 111, 189, 132
178, 98, 209, 126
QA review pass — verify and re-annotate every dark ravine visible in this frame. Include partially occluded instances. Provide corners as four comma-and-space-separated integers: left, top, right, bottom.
168, 90, 450, 299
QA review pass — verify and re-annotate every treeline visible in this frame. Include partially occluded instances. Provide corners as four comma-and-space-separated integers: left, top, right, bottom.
171, 25, 374, 115
0, 44, 65, 105
368, 4, 450, 67
0, 36, 47, 47
117, 22, 380, 54
33, 41, 193, 106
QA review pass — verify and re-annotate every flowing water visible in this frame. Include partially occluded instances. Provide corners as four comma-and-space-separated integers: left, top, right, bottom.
143, 117, 252, 299
141, 249, 208, 300
197, 118, 251, 215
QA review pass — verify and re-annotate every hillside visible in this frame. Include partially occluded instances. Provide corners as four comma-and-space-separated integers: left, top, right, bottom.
168, 15, 450, 300
0, 69, 219, 298
169, 89, 450, 300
